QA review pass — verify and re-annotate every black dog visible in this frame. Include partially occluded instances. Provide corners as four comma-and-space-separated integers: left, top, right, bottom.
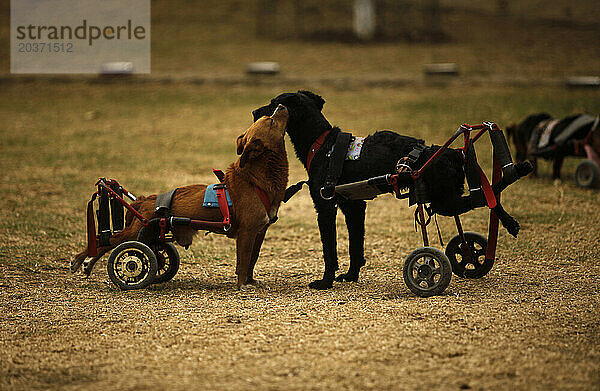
253, 91, 528, 290
506, 113, 597, 179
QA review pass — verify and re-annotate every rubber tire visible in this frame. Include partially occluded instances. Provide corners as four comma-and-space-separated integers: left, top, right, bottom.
107, 241, 158, 290
403, 247, 452, 297
152, 242, 180, 284
445, 232, 493, 279
575, 160, 600, 189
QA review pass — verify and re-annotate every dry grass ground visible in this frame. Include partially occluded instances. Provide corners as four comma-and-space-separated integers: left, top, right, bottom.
0, 83, 599, 390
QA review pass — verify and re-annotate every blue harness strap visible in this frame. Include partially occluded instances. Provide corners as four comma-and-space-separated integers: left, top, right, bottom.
203, 184, 233, 208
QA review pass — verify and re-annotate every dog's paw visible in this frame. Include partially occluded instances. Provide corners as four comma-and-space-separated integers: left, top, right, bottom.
493, 204, 520, 238
239, 283, 259, 292
245, 278, 262, 287
517, 161, 534, 177
335, 272, 359, 282
82, 263, 93, 277
505, 219, 520, 238
308, 278, 334, 290
70, 260, 82, 273
497, 211, 520, 237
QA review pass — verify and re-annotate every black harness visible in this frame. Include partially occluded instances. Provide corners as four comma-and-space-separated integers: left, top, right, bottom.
283, 131, 353, 202
284, 133, 430, 203
319, 132, 353, 200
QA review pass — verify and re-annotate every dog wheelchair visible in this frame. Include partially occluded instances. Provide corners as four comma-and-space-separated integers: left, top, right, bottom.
533, 115, 600, 188
574, 137, 600, 189
84, 170, 231, 290
561, 116, 600, 189
331, 122, 529, 297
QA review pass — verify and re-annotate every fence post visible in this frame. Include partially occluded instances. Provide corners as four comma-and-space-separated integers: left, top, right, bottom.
353, 0, 376, 40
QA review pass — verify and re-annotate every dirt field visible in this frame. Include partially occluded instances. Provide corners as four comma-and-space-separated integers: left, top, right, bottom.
0, 83, 599, 390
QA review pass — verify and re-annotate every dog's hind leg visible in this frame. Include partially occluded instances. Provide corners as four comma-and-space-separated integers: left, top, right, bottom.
246, 226, 268, 285
336, 200, 366, 283
434, 194, 520, 238
82, 227, 138, 276
492, 202, 520, 238
309, 203, 339, 290
491, 161, 533, 193
71, 248, 89, 273
552, 155, 564, 179
82, 246, 114, 276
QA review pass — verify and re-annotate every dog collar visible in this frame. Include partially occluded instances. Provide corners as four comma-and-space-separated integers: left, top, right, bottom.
306, 130, 331, 172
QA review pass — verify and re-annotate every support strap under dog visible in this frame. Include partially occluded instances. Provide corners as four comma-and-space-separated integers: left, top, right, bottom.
97, 186, 111, 247
396, 143, 427, 206
86, 194, 98, 257
320, 132, 353, 200
154, 188, 178, 217
214, 184, 231, 228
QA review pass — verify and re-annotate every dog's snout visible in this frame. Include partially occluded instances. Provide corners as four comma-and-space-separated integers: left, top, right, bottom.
272, 104, 288, 117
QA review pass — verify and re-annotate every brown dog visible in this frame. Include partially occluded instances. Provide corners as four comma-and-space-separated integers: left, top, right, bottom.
71, 105, 289, 288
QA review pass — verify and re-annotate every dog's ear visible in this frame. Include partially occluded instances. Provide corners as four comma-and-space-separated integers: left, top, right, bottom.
298, 90, 325, 111
236, 134, 245, 155
239, 138, 265, 168
252, 108, 265, 122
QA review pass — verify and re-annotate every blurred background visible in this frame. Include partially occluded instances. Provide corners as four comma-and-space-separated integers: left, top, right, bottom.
1, 0, 599, 79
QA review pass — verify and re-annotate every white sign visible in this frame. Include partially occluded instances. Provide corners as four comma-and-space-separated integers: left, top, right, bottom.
11, 0, 150, 74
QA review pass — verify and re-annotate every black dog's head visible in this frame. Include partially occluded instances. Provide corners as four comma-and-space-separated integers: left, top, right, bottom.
252, 91, 333, 162
508, 112, 552, 163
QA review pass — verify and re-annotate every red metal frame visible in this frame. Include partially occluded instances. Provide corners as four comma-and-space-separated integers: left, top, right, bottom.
96, 179, 150, 226
582, 120, 600, 166
411, 122, 499, 181
86, 178, 232, 257
486, 156, 501, 262
397, 122, 504, 264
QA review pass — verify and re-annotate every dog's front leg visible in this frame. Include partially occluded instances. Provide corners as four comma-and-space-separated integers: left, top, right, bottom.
235, 229, 258, 289
552, 154, 564, 179
527, 154, 538, 177
247, 226, 268, 285
310, 204, 338, 290
336, 200, 366, 282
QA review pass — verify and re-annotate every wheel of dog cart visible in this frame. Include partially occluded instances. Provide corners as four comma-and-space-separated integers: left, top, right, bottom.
151, 242, 180, 284
445, 232, 492, 278
403, 247, 452, 297
107, 241, 158, 290
574, 160, 600, 189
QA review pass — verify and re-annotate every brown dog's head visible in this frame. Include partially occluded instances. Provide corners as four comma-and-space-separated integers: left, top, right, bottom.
236, 104, 288, 168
